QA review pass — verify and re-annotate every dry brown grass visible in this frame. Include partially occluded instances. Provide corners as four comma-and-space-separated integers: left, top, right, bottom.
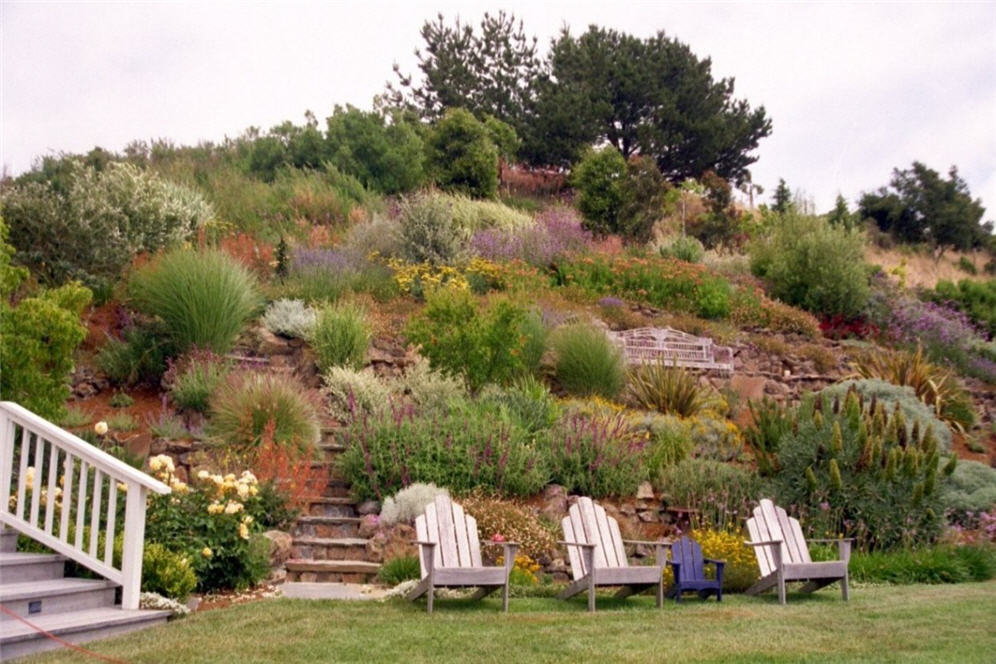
866, 246, 989, 290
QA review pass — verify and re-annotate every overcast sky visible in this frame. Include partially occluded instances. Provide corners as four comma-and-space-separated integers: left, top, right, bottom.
2, 1, 994, 215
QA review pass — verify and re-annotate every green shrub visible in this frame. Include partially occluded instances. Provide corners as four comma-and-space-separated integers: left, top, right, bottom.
461, 494, 558, 561
325, 106, 426, 194
547, 413, 646, 498
627, 414, 694, 479
625, 362, 721, 417
262, 299, 316, 339
165, 349, 230, 414
425, 108, 499, 199
97, 323, 170, 387
571, 146, 627, 236
128, 248, 261, 354
750, 212, 869, 318
765, 387, 954, 550
0, 281, 92, 419
310, 302, 370, 372
656, 459, 762, 531
957, 256, 978, 275
661, 236, 705, 263
208, 373, 321, 454
338, 400, 547, 500
849, 545, 996, 584
398, 193, 471, 265
377, 556, 422, 585
550, 324, 625, 400
405, 290, 538, 392
940, 460, 996, 526
2, 160, 213, 295
379, 483, 450, 526
449, 194, 533, 233
142, 543, 198, 601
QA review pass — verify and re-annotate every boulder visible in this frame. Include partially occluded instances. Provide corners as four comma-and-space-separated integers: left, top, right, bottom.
540, 484, 568, 522
357, 500, 381, 516
257, 327, 293, 356
635, 481, 655, 500
263, 530, 293, 568
358, 514, 380, 538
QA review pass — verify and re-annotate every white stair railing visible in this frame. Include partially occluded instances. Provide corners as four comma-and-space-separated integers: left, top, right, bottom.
0, 401, 170, 609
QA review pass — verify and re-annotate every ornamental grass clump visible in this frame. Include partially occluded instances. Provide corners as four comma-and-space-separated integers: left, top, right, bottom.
310, 302, 371, 372
551, 323, 626, 400
128, 248, 261, 354
208, 372, 321, 454
164, 349, 230, 414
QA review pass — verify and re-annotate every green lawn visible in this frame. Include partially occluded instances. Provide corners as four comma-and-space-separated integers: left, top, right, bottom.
26, 582, 996, 664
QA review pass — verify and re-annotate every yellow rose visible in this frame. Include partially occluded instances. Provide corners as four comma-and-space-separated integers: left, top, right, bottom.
197, 470, 210, 480
94, 421, 108, 436
207, 502, 224, 515
238, 523, 250, 540
224, 501, 244, 515
202, 547, 213, 558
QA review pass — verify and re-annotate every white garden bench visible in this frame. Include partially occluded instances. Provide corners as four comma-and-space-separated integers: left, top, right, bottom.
608, 327, 734, 373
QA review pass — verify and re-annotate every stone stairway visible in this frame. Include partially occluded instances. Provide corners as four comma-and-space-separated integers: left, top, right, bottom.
0, 528, 169, 660
283, 431, 381, 584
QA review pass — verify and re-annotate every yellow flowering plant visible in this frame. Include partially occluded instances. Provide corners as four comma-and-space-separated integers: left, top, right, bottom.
662, 529, 759, 592
145, 459, 270, 592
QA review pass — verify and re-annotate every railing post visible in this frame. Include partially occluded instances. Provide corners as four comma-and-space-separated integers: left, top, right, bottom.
120, 483, 149, 610
0, 408, 13, 516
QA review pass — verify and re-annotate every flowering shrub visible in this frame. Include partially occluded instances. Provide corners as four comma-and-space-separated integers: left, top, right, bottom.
461, 495, 558, 561
940, 460, 996, 528
656, 459, 762, 531
218, 231, 274, 276
471, 207, 592, 267
251, 432, 325, 523
729, 287, 822, 337
145, 456, 270, 592
499, 553, 543, 585
547, 413, 647, 498
337, 401, 547, 499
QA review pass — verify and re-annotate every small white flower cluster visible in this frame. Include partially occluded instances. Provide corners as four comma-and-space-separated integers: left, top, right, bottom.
139, 591, 191, 617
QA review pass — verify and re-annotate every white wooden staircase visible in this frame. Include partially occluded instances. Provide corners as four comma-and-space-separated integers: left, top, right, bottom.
0, 401, 171, 660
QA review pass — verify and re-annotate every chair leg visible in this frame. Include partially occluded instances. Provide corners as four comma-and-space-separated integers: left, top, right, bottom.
427, 585, 434, 614
841, 572, 850, 602
717, 586, 723, 603
587, 575, 596, 613
503, 581, 510, 612
777, 573, 786, 606
656, 578, 663, 608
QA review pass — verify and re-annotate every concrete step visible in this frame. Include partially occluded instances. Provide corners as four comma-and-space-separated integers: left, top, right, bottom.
305, 498, 358, 518
0, 606, 170, 660
291, 537, 369, 561
0, 552, 67, 582
285, 559, 380, 584
0, 578, 117, 621
294, 516, 361, 539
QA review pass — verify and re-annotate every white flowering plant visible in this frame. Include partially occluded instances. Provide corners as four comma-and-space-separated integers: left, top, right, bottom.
145, 455, 270, 592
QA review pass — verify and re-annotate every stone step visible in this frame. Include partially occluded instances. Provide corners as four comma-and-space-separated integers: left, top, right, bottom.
305, 498, 357, 518
0, 607, 170, 660
294, 516, 361, 539
285, 559, 380, 584
0, 552, 66, 582
322, 480, 352, 499
291, 537, 369, 562
0, 578, 117, 621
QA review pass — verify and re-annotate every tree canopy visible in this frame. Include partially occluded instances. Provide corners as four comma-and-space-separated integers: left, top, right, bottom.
859, 162, 990, 256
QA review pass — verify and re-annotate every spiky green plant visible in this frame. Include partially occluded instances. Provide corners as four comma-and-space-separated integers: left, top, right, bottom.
624, 360, 721, 417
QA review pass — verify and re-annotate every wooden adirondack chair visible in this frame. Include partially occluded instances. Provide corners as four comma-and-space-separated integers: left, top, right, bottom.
745, 498, 852, 605
408, 494, 518, 613
667, 536, 724, 602
558, 497, 667, 612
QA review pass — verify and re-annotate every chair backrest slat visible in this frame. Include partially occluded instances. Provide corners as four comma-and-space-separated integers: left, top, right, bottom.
593, 501, 623, 568
562, 515, 585, 579
747, 499, 816, 575
433, 494, 459, 567
746, 517, 773, 577
578, 498, 608, 569
450, 500, 473, 567
787, 515, 812, 564
672, 537, 704, 582
466, 514, 483, 567
606, 515, 628, 569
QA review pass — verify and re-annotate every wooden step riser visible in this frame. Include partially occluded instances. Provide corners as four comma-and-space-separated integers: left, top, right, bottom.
295, 522, 359, 539
0, 586, 116, 621
0, 559, 66, 582
1, 530, 18, 553
290, 543, 368, 561
0, 611, 169, 660
307, 503, 357, 518
286, 570, 378, 584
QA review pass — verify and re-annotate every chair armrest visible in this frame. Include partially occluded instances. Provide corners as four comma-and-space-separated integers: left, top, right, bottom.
744, 540, 782, 547
703, 558, 726, 565
481, 540, 521, 547
558, 541, 597, 549
807, 538, 854, 543
621, 539, 673, 546
413, 540, 438, 548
